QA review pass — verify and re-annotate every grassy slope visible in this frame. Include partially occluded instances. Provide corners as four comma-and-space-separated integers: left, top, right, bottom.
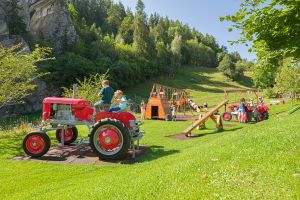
126, 66, 253, 106
0, 67, 299, 199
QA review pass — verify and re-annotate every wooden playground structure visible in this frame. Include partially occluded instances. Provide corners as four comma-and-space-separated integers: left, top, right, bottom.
144, 83, 193, 120
182, 100, 229, 136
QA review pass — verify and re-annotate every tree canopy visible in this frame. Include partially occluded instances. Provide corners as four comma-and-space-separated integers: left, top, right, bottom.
222, 0, 300, 89
0, 45, 51, 108
37, 0, 246, 91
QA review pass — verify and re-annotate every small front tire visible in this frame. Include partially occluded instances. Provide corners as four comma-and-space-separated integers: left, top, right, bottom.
222, 112, 232, 121
23, 132, 50, 157
56, 127, 78, 145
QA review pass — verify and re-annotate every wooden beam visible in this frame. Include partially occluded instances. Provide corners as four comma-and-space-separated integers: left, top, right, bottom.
182, 100, 229, 135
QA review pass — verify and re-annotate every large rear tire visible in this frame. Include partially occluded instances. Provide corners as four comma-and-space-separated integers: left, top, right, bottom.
23, 132, 50, 157
90, 119, 131, 160
56, 127, 78, 145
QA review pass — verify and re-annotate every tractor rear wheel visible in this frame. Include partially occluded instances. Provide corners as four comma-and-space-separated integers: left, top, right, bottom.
56, 127, 78, 145
90, 119, 131, 160
264, 111, 269, 120
23, 132, 50, 157
222, 112, 232, 121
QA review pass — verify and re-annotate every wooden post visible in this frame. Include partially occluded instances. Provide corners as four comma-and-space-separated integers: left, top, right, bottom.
72, 84, 77, 98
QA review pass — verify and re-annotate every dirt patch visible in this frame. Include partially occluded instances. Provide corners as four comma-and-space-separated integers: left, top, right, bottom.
12, 144, 149, 165
175, 115, 199, 121
166, 133, 200, 140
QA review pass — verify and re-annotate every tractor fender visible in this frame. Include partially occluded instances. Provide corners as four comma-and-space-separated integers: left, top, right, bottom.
94, 112, 136, 127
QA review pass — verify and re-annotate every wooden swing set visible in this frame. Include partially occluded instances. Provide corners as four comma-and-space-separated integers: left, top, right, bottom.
144, 83, 192, 120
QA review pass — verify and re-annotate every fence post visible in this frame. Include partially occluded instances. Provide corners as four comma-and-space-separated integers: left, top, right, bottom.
72, 84, 77, 98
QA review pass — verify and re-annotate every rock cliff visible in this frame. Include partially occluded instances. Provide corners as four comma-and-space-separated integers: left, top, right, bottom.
0, 0, 77, 118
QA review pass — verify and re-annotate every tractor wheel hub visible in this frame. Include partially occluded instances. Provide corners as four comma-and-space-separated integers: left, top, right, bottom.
99, 128, 120, 150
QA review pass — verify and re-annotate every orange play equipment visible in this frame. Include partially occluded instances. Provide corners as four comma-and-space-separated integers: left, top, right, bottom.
182, 100, 229, 136
144, 83, 191, 120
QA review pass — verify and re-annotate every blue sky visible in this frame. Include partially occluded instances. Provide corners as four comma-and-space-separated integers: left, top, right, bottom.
113, 0, 256, 61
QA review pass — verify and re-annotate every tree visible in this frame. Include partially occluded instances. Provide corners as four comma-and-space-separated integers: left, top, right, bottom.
170, 33, 182, 70
118, 11, 134, 44
252, 58, 278, 88
155, 40, 170, 71
0, 44, 51, 109
275, 59, 300, 99
222, 0, 300, 88
106, 2, 126, 35
4, 0, 27, 35
133, 0, 151, 57
221, 0, 300, 60
218, 55, 235, 80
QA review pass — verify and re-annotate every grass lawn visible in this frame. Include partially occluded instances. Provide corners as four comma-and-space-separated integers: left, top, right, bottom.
0, 67, 299, 199
0, 103, 299, 199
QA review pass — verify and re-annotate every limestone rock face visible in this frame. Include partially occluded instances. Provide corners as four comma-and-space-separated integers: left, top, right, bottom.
30, 0, 78, 50
0, 0, 78, 118
0, 2, 9, 40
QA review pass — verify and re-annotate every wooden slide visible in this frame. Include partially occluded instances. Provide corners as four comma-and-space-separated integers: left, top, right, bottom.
182, 100, 229, 136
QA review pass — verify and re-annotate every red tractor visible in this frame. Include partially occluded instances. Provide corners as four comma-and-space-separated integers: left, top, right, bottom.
22, 97, 144, 160
222, 103, 269, 122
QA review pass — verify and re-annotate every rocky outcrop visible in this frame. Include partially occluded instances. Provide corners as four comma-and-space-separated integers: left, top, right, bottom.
30, 0, 78, 51
0, 1, 9, 40
0, 0, 76, 118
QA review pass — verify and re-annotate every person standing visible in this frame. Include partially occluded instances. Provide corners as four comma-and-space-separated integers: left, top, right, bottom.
140, 100, 146, 120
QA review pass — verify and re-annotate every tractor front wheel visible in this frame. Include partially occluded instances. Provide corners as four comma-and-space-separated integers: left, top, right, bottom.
222, 112, 232, 121
90, 119, 131, 160
23, 132, 50, 157
56, 127, 78, 145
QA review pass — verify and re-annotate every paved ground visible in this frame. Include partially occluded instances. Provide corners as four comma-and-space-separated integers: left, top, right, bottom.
13, 144, 149, 165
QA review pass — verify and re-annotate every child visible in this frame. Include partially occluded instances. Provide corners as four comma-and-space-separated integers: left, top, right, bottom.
109, 90, 127, 112
258, 97, 264, 106
249, 98, 255, 107
94, 80, 114, 112
203, 102, 208, 111
238, 98, 246, 123
140, 100, 146, 120
171, 104, 177, 121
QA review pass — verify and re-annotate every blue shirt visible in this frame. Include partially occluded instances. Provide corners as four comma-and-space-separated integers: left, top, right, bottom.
99, 86, 114, 104
239, 102, 246, 112
118, 96, 127, 110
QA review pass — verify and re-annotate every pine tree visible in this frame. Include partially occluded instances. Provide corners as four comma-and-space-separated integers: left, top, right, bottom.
170, 32, 182, 72
5, 0, 27, 35
133, 0, 151, 57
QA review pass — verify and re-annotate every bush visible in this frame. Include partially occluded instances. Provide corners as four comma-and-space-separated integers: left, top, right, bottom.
263, 88, 276, 98
62, 72, 109, 105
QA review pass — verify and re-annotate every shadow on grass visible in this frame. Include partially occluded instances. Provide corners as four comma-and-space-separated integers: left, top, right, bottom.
137, 145, 180, 163
236, 75, 253, 88
189, 127, 243, 138
0, 134, 24, 158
